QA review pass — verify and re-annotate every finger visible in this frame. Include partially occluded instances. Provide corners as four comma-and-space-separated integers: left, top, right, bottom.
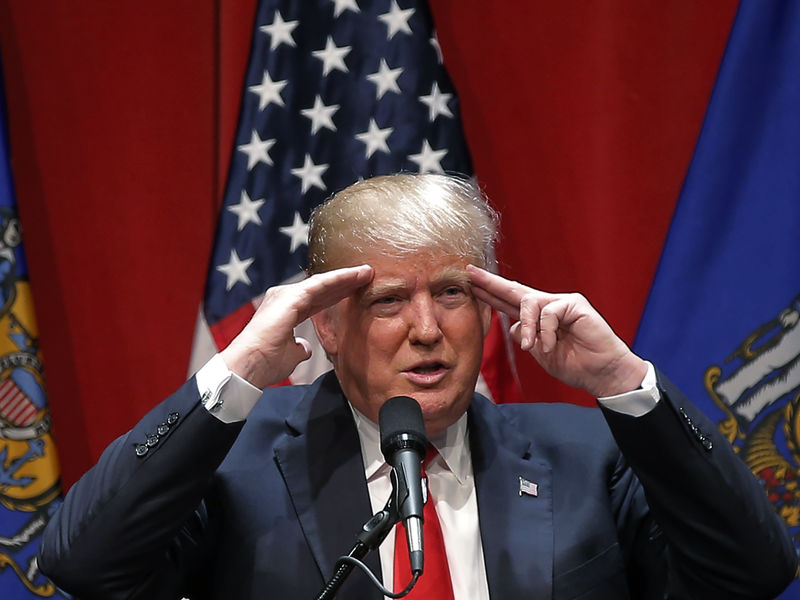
471, 285, 521, 320
467, 265, 557, 317
518, 295, 542, 352
466, 265, 530, 307
295, 336, 312, 360
301, 265, 374, 314
286, 336, 312, 365
537, 297, 580, 353
277, 337, 313, 380
538, 308, 558, 354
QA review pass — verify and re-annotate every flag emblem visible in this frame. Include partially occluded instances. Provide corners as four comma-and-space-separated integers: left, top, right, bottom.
705, 295, 800, 542
0, 378, 39, 428
518, 477, 538, 497
0, 207, 66, 597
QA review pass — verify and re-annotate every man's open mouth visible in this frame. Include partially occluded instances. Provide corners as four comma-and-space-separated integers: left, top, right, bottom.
410, 362, 445, 374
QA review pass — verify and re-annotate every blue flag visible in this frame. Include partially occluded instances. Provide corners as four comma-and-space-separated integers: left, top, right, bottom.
634, 1, 800, 596
0, 63, 69, 598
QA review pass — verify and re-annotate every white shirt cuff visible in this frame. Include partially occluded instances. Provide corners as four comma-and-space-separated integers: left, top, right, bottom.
195, 353, 262, 423
596, 361, 661, 417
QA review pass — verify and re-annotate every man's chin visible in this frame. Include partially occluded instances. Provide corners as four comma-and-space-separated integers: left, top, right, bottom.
414, 393, 471, 436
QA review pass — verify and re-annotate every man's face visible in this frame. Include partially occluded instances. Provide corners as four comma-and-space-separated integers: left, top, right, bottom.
311, 250, 492, 437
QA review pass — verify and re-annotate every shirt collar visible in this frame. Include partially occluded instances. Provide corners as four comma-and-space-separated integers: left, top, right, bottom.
350, 404, 470, 485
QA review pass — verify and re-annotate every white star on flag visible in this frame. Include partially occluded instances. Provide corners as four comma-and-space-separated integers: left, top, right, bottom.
259, 11, 298, 50
331, 0, 360, 17
355, 118, 393, 158
216, 249, 254, 291
238, 130, 276, 170
379, 0, 414, 40
301, 95, 339, 134
419, 81, 453, 121
408, 139, 447, 173
312, 36, 351, 76
366, 58, 402, 100
248, 70, 288, 110
279, 212, 310, 253
227, 191, 265, 231
291, 154, 328, 193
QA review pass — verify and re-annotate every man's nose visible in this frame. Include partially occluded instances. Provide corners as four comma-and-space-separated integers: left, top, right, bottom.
407, 296, 443, 345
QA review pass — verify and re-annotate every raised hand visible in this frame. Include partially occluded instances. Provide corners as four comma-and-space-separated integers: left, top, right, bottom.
221, 265, 374, 389
466, 265, 647, 397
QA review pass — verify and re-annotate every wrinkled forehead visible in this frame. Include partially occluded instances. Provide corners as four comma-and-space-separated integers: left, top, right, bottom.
344, 250, 476, 306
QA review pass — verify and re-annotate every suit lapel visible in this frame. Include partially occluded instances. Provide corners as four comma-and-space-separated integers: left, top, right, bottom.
273, 372, 382, 599
470, 396, 554, 600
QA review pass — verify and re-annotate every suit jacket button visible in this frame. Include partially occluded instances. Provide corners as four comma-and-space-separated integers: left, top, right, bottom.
700, 437, 713, 451
135, 444, 149, 457
157, 423, 170, 435
146, 434, 159, 447
167, 412, 179, 425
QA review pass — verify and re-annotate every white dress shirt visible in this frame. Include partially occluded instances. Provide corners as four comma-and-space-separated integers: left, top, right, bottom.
350, 406, 489, 600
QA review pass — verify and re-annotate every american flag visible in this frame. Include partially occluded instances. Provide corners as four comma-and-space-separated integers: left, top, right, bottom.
518, 477, 538, 498
190, 0, 519, 401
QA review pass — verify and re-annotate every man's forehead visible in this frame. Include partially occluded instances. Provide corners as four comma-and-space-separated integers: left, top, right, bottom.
360, 263, 470, 293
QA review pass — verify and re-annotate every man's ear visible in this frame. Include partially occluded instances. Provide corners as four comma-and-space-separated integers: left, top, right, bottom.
480, 301, 492, 338
311, 308, 339, 356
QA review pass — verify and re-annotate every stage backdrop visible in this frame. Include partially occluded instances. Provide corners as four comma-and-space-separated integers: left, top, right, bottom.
0, 1, 737, 490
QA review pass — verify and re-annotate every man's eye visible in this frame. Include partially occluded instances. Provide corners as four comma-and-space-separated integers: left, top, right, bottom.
370, 295, 403, 315
437, 286, 468, 305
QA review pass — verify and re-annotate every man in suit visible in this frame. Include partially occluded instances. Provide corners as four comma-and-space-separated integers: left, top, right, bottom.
39, 173, 796, 599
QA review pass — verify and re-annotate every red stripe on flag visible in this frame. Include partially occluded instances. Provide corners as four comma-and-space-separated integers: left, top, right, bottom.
0, 378, 15, 396
7, 394, 29, 421
208, 302, 257, 350
0, 379, 39, 426
0, 381, 21, 412
480, 311, 522, 404
11, 402, 38, 426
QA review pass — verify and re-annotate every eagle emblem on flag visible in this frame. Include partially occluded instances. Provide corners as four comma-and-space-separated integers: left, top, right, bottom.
705, 294, 800, 551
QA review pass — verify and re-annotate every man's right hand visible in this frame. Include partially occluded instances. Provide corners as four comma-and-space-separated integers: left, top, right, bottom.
220, 265, 373, 389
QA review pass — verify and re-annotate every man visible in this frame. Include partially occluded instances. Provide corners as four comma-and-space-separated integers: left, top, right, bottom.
39, 174, 796, 599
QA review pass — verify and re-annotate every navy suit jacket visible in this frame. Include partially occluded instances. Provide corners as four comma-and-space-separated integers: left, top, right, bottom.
39, 370, 796, 599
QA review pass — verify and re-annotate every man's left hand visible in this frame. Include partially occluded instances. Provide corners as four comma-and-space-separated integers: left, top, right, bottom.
467, 265, 647, 397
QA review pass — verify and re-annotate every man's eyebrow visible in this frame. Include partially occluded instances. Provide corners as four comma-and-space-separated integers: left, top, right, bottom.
356, 279, 408, 302
432, 268, 471, 286
358, 268, 472, 302
359, 280, 408, 301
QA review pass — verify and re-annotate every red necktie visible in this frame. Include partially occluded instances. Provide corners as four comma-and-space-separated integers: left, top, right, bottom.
393, 447, 455, 599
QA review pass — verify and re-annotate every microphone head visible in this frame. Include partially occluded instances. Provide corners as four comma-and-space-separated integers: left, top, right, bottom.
379, 396, 428, 459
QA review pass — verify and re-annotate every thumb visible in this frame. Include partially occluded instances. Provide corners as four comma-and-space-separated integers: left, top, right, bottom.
293, 337, 312, 362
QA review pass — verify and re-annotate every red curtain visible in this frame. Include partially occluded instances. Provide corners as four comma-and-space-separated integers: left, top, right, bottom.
0, 0, 738, 487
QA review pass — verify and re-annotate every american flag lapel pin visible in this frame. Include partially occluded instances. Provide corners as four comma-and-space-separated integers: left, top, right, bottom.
519, 476, 538, 497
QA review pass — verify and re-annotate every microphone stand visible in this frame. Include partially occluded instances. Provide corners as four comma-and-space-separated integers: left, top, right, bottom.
314, 497, 398, 600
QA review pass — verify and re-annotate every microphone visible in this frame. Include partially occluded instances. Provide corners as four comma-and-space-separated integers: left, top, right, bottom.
379, 396, 428, 576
